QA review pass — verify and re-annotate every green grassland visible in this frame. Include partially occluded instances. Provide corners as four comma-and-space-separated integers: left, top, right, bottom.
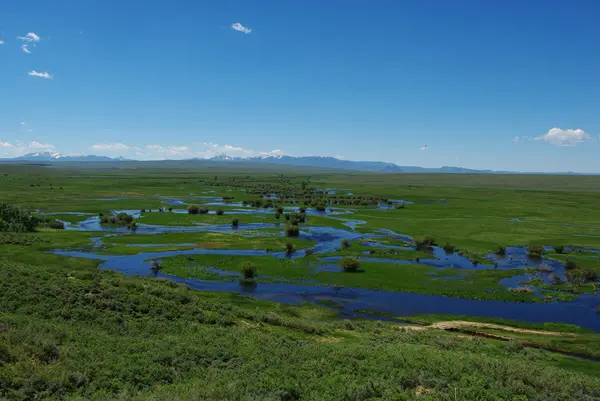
1, 164, 600, 399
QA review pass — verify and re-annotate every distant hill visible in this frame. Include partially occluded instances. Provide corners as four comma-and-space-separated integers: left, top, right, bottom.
198, 154, 504, 174
0, 152, 585, 174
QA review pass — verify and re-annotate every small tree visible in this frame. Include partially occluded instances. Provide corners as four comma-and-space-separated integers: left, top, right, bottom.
232, 218, 239, 228
150, 260, 162, 273
415, 236, 436, 250
285, 242, 295, 254
199, 208, 209, 215
494, 245, 506, 256
340, 257, 360, 273
527, 244, 544, 258
275, 212, 281, 220
49, 220, 65, 230
240, 261, 256, 279
442, 243, 455, 253
553, 245, 564, 254
285, 225, 300, 237
341, 239, 350, 249
216, 209, 224, 216
565, 259, 577, 270
187, 205, 200, 214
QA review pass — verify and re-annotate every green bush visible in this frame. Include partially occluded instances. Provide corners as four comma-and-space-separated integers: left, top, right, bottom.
442, 243, 455, 252
340, 257, 360, 272
240, 261, 256, 279
565, 259, 577, 270
553, 245, 564, 254
187, 205, 200, 214
415, 236, 436, 250
48, 220, 65, 230
216, 209, 224, 216
232, 218, 239, 228
527, 244, 544, 258
285, 225, 300, 237
341, 239, 350, 249
494, 245, 506, 256
285, 242, 295, 254
0, 203, 38, 232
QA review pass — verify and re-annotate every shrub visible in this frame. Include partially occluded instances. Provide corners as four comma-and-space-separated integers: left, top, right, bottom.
340, 257, 360, 272
315, 204, 326, 212
285, 242, 295, 254
527, 244, 544, 258
395, 204, 405, 209
568, 266, 597, 283
299, 207, 306, 213
216, 209, 224, 216
554, 245, 564, 254
150, 260, 162, 272
285, 225, 300, 237
140, 209, 146, 213
565, 259, 577, 270
275, 212, 281, 220
442, 243, 455, 253
168, 207, 173, 212
285, 214, 291, 221
232, 218, 239, 228
341, 239, 350, 249
494, 245, 506, 256
48, 220, 65, 229
187, 205, 200, 214
277, 207, 284, 214
0, 203, 38, 232
240, 261, 256, 279
415, 236, 435, 250
199, 208, 209, 215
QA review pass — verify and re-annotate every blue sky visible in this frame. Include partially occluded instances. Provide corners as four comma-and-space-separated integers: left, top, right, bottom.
1, 0, 599, 172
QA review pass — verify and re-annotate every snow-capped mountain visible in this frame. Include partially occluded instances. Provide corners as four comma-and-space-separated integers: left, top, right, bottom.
11, 152, 128, 162
1, 152, 522, 173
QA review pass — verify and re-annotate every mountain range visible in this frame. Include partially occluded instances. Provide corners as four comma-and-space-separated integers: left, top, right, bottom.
0, 151, 578, 174
4, 151, 128, 162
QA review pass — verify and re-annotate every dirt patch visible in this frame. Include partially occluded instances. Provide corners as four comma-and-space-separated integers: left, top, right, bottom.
415, 386, 435, 396
429, 321, 575, 337
316, 336, 344, 343
396, 325, 426, 332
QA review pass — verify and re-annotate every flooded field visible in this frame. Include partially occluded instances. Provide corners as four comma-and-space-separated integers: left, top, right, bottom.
46, 190, 600, 332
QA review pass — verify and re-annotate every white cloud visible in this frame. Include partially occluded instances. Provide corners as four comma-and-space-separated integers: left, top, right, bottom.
0, 40, 4, 45
232, 22, 252, 34
21, 44, 31, 54
513, 136, 519, 143
535, 127, 591, 147
28, 70, 53, 79
20, 122, 26, 125
17, 32, 40, 42
419, 145, 428, 151
29, 141, 54, 150
146, 145, 191, 157
91, 143, 129, 152
0, 140, 55, 157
